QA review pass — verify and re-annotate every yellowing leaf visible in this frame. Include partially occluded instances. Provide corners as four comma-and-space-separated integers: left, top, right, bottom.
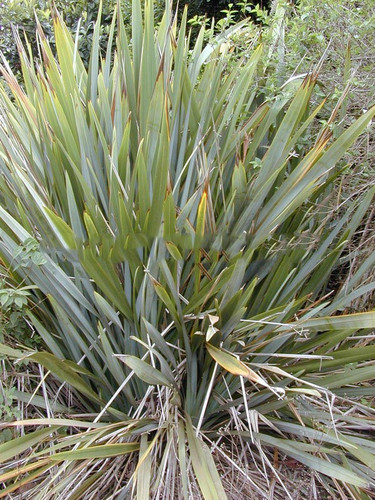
0, 427, 60, 463
44, 207, 76, 249
50, 443, 139, 461
206, 344, 269, 387
166, 241, 183, 261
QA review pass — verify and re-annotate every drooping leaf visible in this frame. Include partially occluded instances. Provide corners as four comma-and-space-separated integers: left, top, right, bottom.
117, 355, 173, 388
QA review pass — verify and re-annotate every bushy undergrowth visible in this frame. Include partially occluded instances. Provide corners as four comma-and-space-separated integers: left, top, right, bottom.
0, 1, 374, 499
219, 0, 375, 310
0, 0, 260, 72
0, 0, 167, 70
279, 0, 375, 308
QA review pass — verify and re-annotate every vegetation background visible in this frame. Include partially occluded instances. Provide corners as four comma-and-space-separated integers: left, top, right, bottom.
0, 0, 374, 498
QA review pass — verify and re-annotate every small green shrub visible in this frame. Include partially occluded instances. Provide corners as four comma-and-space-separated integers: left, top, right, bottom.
0, 238, 45, 347
0, 385, 21, 443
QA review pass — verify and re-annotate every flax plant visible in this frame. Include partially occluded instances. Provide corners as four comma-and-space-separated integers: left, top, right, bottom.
0, 1, 374, 498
